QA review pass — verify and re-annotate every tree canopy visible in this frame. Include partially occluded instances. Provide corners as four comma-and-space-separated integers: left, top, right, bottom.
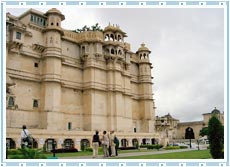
73, 23, 103, 33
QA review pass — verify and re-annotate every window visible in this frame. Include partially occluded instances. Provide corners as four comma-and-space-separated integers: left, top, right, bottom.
34, 62, 38, 68
8, 96, 15, 107
16, 32, 21, 40
30, 15, 34, 22
33, 99, 39, 108
134, 128, 136, 133
68, 122, 72, 130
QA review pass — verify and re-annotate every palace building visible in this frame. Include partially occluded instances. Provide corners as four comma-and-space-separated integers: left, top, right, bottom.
6, 8, 157, 150
5, 8, 224, 150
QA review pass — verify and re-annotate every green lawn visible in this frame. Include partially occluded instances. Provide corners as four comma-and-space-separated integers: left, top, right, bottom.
115, 150, 212, 159
8, 148, 212, 159
44, 149, 154, 158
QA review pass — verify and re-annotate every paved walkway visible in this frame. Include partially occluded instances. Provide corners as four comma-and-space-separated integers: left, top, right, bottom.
60, 148, 204, 159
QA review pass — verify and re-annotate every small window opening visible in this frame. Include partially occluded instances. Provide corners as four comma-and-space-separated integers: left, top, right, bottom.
34, 62, 38, 68
16, 32, 21, 40
8, 96, 15, 107
68, 122, 72, 130
33, 99, 39, 108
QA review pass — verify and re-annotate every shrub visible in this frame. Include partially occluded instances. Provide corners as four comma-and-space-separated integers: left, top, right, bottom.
7, 149, 21, 155
119, 147, 136, 150
164, 146, 180, 150
145, 144, 163, 150
10, 148, 47, 159
51, 148, 78, 153
85, 148, 93, 152
179, 146, 188, 149
140, 145, 148, 148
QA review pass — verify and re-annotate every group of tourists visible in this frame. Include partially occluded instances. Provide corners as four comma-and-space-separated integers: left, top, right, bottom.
92, 130, 119, 158
20, 125, 119, 159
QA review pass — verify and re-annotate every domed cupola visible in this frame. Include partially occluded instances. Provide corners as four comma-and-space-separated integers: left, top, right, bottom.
44, 8, 65, 34
104, 23, 127, 42
136, 43, 151, 61
211, 107, 221, 115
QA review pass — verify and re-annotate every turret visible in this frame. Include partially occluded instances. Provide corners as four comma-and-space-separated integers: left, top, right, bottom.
41, 8, 65, 130
137, 43, 151, 62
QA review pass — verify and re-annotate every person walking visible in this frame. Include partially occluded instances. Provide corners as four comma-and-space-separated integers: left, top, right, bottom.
92, 130, 100, 158
114, 135, 119, 156
109, 130, 116, 157
101, 131, 109, 158
21, 125, 32, 148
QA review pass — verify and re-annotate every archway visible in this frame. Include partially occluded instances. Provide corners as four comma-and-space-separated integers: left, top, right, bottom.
31, 138, 38, 148
80, 139, 90, 151
63, 138, 74, 149
142, 138, 147, 145
151, 138, 156, 145
45, 138, 57, 151
6, 138, 16, 149
132, 138, 138, 148
121, 138, 128, 147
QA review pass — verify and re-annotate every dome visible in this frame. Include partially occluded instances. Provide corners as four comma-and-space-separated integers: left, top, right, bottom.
45, 8, 65, 20
137, 43, 151, 53
211, 107, 220, 114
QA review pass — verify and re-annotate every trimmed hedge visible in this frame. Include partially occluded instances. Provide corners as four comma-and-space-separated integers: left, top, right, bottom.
140, 144, 163, 150
51, 148, 78, 153
164, 146, 188, 150
119, 147, 136, 150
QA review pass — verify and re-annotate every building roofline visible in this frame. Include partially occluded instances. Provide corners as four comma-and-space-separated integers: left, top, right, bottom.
18, 8, 47, 20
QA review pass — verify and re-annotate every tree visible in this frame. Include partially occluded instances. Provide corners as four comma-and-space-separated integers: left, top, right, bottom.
199, 127, 208, 137
208, 116, 224, 159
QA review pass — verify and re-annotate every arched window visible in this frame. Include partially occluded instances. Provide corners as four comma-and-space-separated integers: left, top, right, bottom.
82, 46, 86, 55
110, 34, 114, 41
105, 34, 109, 41
111, 48, 115, 54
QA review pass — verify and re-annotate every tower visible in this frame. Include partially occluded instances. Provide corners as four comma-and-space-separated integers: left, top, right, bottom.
103, 24, 132, 132
136, 43, 155, 132
42, 8, 65, 130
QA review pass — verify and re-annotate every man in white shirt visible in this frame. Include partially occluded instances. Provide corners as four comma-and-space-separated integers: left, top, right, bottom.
21, 125, 31, 148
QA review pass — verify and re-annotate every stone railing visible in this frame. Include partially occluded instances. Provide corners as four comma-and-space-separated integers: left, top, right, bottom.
63, 30, 104, 43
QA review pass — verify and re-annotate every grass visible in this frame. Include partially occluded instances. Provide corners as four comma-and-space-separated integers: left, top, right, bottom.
8, 148, 212, 159
116, 150, 212, 159
44, 148, 153, 158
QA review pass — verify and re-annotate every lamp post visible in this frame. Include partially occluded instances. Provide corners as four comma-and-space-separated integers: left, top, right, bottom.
52, 141, 56, 158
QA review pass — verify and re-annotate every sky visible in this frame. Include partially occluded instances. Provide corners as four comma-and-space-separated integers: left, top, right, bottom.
6, 7, 225, 122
